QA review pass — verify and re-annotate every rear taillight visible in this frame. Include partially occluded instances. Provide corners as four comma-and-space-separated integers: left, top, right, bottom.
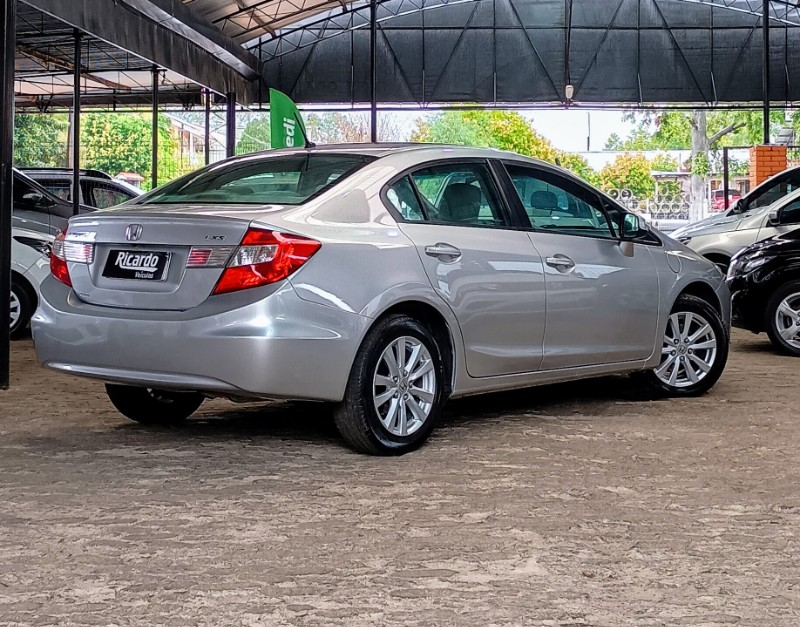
212, 228, 321, 295
50, 230, 95, 287
50, 231, 72, 286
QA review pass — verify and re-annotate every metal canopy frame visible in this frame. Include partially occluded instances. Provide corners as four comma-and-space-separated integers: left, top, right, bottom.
246, 0, 800, 106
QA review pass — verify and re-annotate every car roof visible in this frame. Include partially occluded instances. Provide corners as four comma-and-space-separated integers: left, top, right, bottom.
227, 142, 559, 170
20, 167, 113, 180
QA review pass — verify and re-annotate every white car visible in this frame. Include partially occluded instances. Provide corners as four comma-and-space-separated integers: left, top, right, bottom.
11, 228, 53, 338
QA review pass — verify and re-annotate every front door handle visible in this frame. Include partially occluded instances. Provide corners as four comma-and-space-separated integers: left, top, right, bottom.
425, 243, 462, 261
545, 255, 575, 271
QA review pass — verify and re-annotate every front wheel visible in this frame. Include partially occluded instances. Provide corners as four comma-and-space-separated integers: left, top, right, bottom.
334, 314, 446, 455
638, 294, 728, 397
105, 384, 204, 425
764, 281, 800, 356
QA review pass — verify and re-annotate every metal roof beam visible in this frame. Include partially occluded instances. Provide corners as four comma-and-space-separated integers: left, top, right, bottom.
20, 0, 257, 102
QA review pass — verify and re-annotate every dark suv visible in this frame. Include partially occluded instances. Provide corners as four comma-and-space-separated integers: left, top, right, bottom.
21, 167, 140, 209
727, 227, 800, 356
12, 168, 92, 236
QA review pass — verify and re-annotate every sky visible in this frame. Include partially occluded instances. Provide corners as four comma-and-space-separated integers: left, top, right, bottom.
384, 108, 636, 155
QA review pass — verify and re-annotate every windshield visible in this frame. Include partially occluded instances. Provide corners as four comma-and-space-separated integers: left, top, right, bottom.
142, 153, 375, 205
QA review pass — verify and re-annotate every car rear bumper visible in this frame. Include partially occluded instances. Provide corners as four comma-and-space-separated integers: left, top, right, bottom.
32, 277, 369, 401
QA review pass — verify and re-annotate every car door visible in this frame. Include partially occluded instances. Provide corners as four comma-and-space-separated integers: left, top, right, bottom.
388, 160, 547, 377
501, 162, 660, 370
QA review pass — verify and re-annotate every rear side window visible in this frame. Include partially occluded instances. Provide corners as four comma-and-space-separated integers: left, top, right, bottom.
143, 154, 374, 205
406, 162, 509, 228
385, 176, 425, 221
89, 182, 134, 209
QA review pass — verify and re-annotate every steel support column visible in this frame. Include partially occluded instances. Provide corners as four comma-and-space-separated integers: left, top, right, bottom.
369, 0, 377, 143
72, 30, 81, 216
225, 92, 236, 158
204, 89, 211, 166
0, 0, 15, 389
722, 147, 730, 209
762, 0, 770, 144
152, 65, 159, 189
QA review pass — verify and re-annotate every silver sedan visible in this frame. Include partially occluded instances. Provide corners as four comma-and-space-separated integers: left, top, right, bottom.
33, 145, 730, 454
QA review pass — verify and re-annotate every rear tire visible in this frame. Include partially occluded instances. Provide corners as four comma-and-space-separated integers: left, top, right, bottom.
105, 384, 204, 425
9, 277, 34, 340
764, 281, 800, 357
637, 294, 728, 397
334, 314, 446, 455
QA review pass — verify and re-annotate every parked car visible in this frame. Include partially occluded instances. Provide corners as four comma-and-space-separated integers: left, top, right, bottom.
727, 228, 800, 356
12, 168, 93, 236
21, 167, 141, 209
672, 188, 800, 271
712, 188, 741, 212
32, 145, 730, 455
674, 165, 800, 238
10, 228, 53, 338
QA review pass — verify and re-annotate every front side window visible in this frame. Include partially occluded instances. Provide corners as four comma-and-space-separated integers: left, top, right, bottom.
505, 163, 615, 239
142, 154, 374, 205
408, 162, 509, 227
780, 198, 800, 225
748, 173, 800, 211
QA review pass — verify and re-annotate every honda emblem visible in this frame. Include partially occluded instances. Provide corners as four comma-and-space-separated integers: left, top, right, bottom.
125, 224, 143, 241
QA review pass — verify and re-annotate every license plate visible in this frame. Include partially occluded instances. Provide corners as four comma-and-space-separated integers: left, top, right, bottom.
103, 249, 171, 281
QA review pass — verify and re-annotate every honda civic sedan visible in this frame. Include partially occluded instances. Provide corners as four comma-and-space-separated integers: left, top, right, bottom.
33, 144, 730, 454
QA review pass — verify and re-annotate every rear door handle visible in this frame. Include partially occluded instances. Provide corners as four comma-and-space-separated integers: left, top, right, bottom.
545, 255, 575, 271
425, 243, 462, 261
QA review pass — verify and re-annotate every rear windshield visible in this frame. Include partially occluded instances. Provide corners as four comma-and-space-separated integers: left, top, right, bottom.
141, 153, 375, 205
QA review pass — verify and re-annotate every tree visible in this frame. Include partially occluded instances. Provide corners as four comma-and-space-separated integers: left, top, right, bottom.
600, 153, 655, 200
236, 115, 271, 154
411, 110, 599, 184
609, 109, 786, 220
14, 114, 69, 167
306, 112, 402, 144
81, 113, 180, 188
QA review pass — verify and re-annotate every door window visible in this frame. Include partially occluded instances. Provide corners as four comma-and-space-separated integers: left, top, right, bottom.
89, 182, 134, 209
780, 199, 800, 225
504, 164, 615, 239
749, 173, 800, 211
407, 163, 509, 228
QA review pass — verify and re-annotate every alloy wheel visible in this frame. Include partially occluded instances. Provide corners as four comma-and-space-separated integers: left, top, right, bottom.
773, 292, 800, 350
373, 335, 436, 437
655, 311, 718, 388
9, 289, 21, 330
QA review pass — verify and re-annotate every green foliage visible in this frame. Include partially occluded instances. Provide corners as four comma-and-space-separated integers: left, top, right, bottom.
81, 113, 179, 188
649, 153, 679, 172
14, 114, 69, 167
692, 152, 711, 178
236, 115, 271, 154
599, 153, 655, 199
411, 110, 599, 184
613, 110, 786, 151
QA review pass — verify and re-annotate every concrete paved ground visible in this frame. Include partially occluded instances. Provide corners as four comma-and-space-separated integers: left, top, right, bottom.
1, 330, 799, 626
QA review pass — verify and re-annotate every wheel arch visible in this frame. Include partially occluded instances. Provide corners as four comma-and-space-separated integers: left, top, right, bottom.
677, 281, 722, 317
368, 300, 457, 398
11, 270, 37, 308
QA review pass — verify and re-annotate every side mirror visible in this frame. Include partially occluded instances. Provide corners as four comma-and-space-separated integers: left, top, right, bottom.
767, 207, 781, 226
621, 213, 648, 238
728, 198, 741, 214
21, 191, 45, 205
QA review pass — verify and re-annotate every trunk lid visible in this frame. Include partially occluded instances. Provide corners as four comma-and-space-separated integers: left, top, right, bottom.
65, 212, 255, 310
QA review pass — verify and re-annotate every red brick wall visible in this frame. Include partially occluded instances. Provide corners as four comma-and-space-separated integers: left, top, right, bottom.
749, 145, 788, 188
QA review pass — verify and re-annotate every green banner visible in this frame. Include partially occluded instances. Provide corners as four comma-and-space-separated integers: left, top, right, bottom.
269, 88, 308, 149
